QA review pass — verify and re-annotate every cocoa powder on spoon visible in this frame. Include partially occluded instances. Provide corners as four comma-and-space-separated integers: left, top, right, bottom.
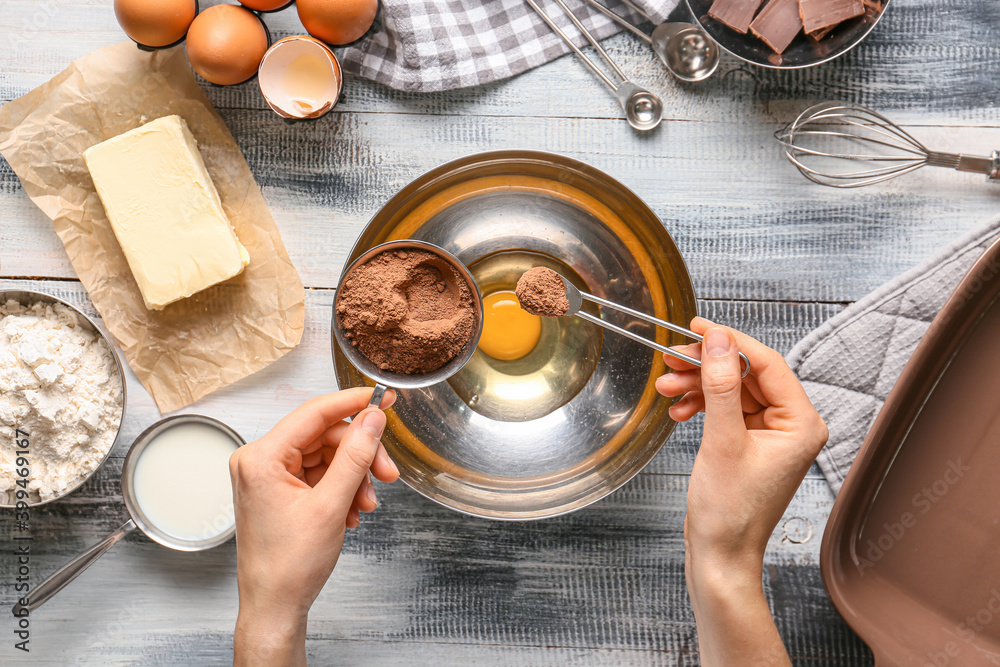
516, 266, 570, 317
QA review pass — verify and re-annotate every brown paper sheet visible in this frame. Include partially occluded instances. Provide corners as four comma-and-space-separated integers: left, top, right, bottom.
0, 43, 305, 413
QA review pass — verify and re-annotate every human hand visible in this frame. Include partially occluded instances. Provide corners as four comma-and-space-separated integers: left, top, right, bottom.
655, 317, 828, 666
230, 388, 399, 666
656, 317, 828, 563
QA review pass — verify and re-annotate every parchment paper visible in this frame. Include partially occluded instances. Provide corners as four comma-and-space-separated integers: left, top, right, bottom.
0, 43, 305, 413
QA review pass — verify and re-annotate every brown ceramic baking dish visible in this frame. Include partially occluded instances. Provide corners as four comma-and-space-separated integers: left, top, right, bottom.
822, 236, 1000, 666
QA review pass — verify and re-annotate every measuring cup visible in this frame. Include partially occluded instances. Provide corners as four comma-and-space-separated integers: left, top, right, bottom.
332, 239, 484, 408
13, 415, 244, 614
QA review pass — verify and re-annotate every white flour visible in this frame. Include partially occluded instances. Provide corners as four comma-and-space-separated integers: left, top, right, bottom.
0, 299, 123, 504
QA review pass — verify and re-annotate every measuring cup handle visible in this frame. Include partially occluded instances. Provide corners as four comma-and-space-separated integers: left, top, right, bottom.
367, 383, 389, 409
12, 518, 136, 615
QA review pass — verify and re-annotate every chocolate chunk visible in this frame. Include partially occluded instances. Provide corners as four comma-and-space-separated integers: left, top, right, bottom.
750, 0, 803, 54
798, 0, 864, 35
806, 23, 835, 42
708, 0, 766, 33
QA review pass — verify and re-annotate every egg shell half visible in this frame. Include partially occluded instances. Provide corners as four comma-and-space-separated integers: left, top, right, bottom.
258, 36, 344, 119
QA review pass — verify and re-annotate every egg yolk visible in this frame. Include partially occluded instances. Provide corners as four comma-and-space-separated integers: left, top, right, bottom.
478, 291, 542, 361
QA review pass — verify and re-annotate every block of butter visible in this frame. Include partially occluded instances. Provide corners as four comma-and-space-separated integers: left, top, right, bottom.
84, 115, 250, 310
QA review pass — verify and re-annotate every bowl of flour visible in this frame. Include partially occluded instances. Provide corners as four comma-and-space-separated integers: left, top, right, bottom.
0, 290, 126, 507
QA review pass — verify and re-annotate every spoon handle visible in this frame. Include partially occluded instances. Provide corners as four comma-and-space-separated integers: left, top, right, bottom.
368, 383, 388, 409
13, 519, 137, 615
614, 0, 655, 22
574, 309, 705, 367
577, 0, 653, 44
579, 292, 751, 377
524, 0, 627, 90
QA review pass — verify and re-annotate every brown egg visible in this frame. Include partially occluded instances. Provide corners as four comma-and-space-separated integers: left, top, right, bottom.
240, 0, 294, 10
185, 5, 270, 86
114, 0, 197, 48
297, 0, 378, 46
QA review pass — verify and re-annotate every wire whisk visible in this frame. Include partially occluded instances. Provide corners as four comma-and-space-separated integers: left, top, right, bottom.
775, 102, 1000, 188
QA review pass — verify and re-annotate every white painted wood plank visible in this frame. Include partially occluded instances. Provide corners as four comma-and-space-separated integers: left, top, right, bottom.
3, 114, 999, 303
0, 0, 997, 126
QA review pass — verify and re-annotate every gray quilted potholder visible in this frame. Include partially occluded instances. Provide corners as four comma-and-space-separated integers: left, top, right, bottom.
787, 215, 1000, 494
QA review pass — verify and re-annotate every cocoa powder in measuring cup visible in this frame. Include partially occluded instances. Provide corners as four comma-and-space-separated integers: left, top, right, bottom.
337, 249, 476, 374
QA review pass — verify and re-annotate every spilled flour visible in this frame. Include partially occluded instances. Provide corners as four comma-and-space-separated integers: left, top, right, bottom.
0, 300, 123, 504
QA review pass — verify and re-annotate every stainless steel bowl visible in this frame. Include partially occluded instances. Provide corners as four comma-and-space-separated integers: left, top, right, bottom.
332, 151, 698, 520
0, 289, 127, 508
685, 0, 890, 69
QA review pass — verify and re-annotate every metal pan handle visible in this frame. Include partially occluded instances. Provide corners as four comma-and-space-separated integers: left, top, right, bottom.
13, 519, 137, 615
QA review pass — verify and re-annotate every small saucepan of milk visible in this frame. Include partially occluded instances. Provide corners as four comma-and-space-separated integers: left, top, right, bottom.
14, 415, 244, 614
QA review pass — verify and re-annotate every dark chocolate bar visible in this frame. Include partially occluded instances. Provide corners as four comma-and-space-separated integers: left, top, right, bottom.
750, 0, 803, 54
798, 0, 864, 35
708, 0, 766, 33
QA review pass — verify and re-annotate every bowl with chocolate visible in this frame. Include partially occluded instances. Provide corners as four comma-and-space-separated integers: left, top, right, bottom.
332, 150, 697, 520
687, 0, 889, 68
333, 239, 484, 394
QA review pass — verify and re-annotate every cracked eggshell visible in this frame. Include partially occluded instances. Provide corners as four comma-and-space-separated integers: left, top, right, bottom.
258, 36, 343, 119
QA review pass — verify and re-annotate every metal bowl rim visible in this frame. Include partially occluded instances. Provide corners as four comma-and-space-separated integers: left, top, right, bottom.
0, 288, 128, 509
121, 413, 245, 551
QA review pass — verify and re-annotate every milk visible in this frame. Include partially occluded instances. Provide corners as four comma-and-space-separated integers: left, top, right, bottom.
133, 421, 239, 543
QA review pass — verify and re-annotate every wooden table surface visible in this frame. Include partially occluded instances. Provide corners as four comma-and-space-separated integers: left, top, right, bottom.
2, 0, 998, 664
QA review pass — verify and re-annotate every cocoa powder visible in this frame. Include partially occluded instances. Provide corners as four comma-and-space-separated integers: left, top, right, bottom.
516, 267, 569, 317
337, 248, 476, 375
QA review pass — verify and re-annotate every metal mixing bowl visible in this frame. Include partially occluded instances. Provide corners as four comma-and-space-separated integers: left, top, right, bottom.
686, 0, 890, 69
0, 289, 127, 508
332, 151, 697, 520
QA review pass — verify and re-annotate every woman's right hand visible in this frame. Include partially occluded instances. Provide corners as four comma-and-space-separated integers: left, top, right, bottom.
656, 317, 828, 666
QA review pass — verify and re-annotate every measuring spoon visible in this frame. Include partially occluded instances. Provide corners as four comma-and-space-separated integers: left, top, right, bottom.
579, 0, 720, 82
558, 274, 751, 376
526, 0, 663, 131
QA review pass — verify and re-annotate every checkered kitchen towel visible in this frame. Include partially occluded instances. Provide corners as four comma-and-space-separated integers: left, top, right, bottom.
787, 215, 1000, 494
339, 0, 680, 92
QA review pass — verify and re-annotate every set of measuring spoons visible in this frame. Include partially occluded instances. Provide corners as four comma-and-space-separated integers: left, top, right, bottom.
525, 0, 719, 131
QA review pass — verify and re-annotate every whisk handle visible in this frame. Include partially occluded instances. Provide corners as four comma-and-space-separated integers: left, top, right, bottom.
924, 149, 1000, 182
944, 151, 1000, 181
989, 151, 999, 182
